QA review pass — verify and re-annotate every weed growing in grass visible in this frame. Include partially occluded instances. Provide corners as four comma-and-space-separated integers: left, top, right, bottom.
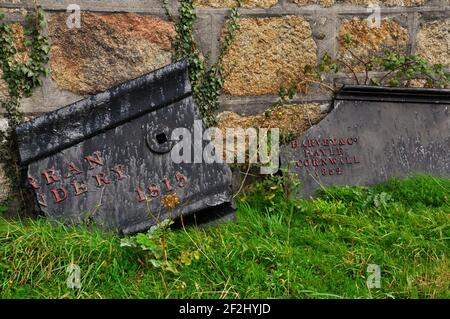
120, 192, 201, 275
120, 219, 200, 274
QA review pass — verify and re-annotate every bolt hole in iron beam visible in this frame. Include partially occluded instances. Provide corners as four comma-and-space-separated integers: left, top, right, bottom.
156, 133, 168, 144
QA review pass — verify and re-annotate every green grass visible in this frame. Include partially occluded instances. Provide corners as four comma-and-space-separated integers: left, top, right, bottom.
0, 175, 448, 299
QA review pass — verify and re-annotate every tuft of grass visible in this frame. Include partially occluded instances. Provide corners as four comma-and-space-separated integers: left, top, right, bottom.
0, 219, 140, 298
372, 175, 450, 208
317, 175, 449, 209
0, 175, 448, 299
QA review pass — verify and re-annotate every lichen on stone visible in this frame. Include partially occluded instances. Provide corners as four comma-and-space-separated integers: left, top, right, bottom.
10, 23, 29, 64
48, 12, 176, 95
293, 0, 335, 7
292, 0, 428, 7
222, 16, 318, 96
217, 103, 324, 135
338, 17, 409, 72
215, 103, 324, 161
0, 70, 9, 103
194, 0, 278, 7
346, 0, 428, 5
0, 117, 10, 203
416, 19, 450, 67
0, 163, 11, 203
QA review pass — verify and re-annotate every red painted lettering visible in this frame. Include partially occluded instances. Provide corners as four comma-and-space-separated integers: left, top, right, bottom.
111, 164, 126, 180
37, 193, 47, 207
163, 177, 173, 193
84, 151, 104, 169
176, 172, 188, 188
71, 181, 88, 196
313, 158, 320, 167
147, 184, 160, 197
65, 162, 83, 178
41, 169, 60, 185
50, 187, 68, 203
28, 176, 39, 189
135, 187, 146, 203
304, 159, 311, 167
92, 173, 111, 187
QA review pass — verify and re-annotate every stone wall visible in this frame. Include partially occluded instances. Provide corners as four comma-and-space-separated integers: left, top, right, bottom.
0, 0, 448, 117
0, 0, 449, 201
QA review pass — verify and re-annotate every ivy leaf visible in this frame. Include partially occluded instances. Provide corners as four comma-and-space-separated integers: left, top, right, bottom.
24, 15, 34, 23
164, 262, 179, 274
387, 78, 400, 87
134, 233, 159, 252
149, 259, 162, 268
330, 63, 339, 73
370, 77, 381, 86
120, 238, 137, 248
343, 33, 352, 45
180, 252, 193, 266
193, 251, 201, 261
24, 29, 33, 36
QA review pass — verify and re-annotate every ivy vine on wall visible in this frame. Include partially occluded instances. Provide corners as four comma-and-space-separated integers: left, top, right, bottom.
0, 4, 49, 128
0, 2, 49, 207
271, 32, 450, 110
162, 0, 241, 127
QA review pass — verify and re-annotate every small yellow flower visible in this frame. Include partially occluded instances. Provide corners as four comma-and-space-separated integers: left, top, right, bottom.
161, 193, 180, 209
